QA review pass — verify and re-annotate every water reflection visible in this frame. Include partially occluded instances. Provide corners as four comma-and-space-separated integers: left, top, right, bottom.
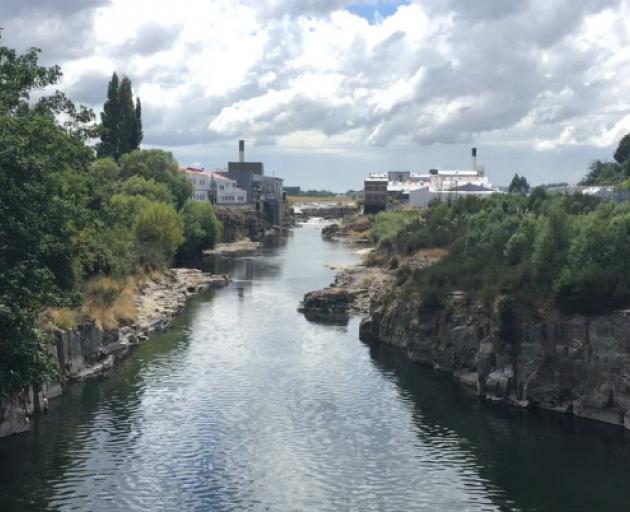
366, 341, 630, 512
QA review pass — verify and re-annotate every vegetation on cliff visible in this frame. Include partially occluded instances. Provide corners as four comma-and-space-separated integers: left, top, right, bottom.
0, 38, 221, 397
371, 187, 630, 315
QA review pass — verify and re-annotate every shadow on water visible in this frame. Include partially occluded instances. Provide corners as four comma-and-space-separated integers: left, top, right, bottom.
366, 340, 630, 512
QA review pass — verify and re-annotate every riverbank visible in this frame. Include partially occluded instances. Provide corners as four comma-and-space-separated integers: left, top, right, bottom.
301, 213, 630, 432
0, 268, 229, 438
360, 288, 630, 431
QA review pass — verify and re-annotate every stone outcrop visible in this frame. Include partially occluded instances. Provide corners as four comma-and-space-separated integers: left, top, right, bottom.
299, 287, 357, 324
299, 265, 390, 323
360, 294, 630, 430
321, 215, 372, 243
205, 239, 261, 257
215, 207, 270, 242
0, 269, 229, 438
296, 205, 359, 220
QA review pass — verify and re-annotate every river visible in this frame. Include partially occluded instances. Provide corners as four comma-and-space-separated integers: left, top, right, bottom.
1, 219, 630, 511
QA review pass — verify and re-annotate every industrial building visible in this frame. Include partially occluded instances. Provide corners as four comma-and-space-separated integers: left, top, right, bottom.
219, 140, 285, 225
363, 148, 500, 212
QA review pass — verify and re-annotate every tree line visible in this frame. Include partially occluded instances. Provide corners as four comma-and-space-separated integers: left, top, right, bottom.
0, 38, 220, 398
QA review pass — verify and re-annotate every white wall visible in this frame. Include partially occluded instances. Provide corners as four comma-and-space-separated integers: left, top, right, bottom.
408, 186, 431, 207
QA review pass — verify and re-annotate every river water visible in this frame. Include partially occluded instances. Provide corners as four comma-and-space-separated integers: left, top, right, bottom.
2, 219, 630, 511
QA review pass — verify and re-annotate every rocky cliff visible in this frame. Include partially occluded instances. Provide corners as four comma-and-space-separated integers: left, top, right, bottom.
0, 269, 229, 438
360, 294, 630, 430
215, 207, 270, 242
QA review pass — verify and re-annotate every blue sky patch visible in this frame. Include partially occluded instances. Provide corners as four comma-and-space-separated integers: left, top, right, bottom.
347, 0, 408, 23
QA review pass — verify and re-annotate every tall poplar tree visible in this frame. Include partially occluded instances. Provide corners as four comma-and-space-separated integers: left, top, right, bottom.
97, 73, 142, 159
117, 76, 136, 156
133, 97, 143, 150
97, 72, 119, 158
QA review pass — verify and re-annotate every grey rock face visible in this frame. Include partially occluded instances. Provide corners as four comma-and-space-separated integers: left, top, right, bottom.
360, 298, 630, 430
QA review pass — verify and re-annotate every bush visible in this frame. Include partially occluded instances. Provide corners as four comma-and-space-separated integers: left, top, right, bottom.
133, 202, 184, 269
178, 200, 223, 259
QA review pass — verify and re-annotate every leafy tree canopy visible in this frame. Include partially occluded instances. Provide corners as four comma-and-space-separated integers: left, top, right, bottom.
119, 149, 192, 209
614, 133, 630, 165
508, 174, 530, 194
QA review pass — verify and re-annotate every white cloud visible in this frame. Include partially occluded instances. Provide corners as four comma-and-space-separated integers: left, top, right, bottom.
3, 0, 630, 187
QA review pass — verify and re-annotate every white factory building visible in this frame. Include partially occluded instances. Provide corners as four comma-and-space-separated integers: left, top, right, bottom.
181, 167, 247, 205
363, 148, 500, 211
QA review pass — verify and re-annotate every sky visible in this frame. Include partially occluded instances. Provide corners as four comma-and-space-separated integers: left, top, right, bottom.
3, 0, 630, 191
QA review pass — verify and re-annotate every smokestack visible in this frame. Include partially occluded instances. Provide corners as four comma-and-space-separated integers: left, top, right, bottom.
471, 147, 477, 172
239, 140, 245, 163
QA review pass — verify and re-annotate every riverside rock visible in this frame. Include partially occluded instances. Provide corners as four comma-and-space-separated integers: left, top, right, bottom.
299, 265, 390, 323
360, 294, 630, 431
0, 268, 229, 438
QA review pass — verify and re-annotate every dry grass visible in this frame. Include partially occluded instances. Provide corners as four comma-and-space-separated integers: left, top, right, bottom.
82, 276, 138, 330
41, 307, 85, 331
41, 275, 145, 333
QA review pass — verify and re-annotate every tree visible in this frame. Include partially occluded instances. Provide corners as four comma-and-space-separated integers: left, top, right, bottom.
97, 72, 119, 159
96, 74, 142, 159
579, 160, 624, 185
178, 201, 223, 259
133, 98, 143, 149
133, 202, 183, 269
614, 133, 630, 165
508, 173, 530, 194
0, 38, 96, 396
119, 149, 192, 209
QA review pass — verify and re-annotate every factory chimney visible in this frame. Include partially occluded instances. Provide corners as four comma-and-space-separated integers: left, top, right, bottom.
239, 140, 245, 163
471, 147, 477, 172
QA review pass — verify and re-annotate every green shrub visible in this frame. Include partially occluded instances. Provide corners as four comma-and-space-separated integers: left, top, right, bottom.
133, 201, 184, 269
178, 200, 223, 259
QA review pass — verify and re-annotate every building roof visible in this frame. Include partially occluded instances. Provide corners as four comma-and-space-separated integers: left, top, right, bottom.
182, 167, 232, 182
434, 170, 480, 176
443, 183, 496, 192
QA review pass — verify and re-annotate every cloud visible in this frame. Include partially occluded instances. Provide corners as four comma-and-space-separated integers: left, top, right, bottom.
113, 23, 182, 57
2, 0, 630, 187
0, 0, 110, 63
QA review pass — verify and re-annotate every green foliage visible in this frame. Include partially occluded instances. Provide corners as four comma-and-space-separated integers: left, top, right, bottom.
178, 201, 223, 259
371, 210, 419, 249
579, 160, 625, 185
0, 38, 189, 396
614, 133, 630, 165
377, 189, 630, 315
0, 37, 96, 396
97, 72, 119, 159
133, 202, 184, 269
96, 73, 143, 159
119, 149, 192, 209
121, 175, 174, 204
508, 173, 530, 194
